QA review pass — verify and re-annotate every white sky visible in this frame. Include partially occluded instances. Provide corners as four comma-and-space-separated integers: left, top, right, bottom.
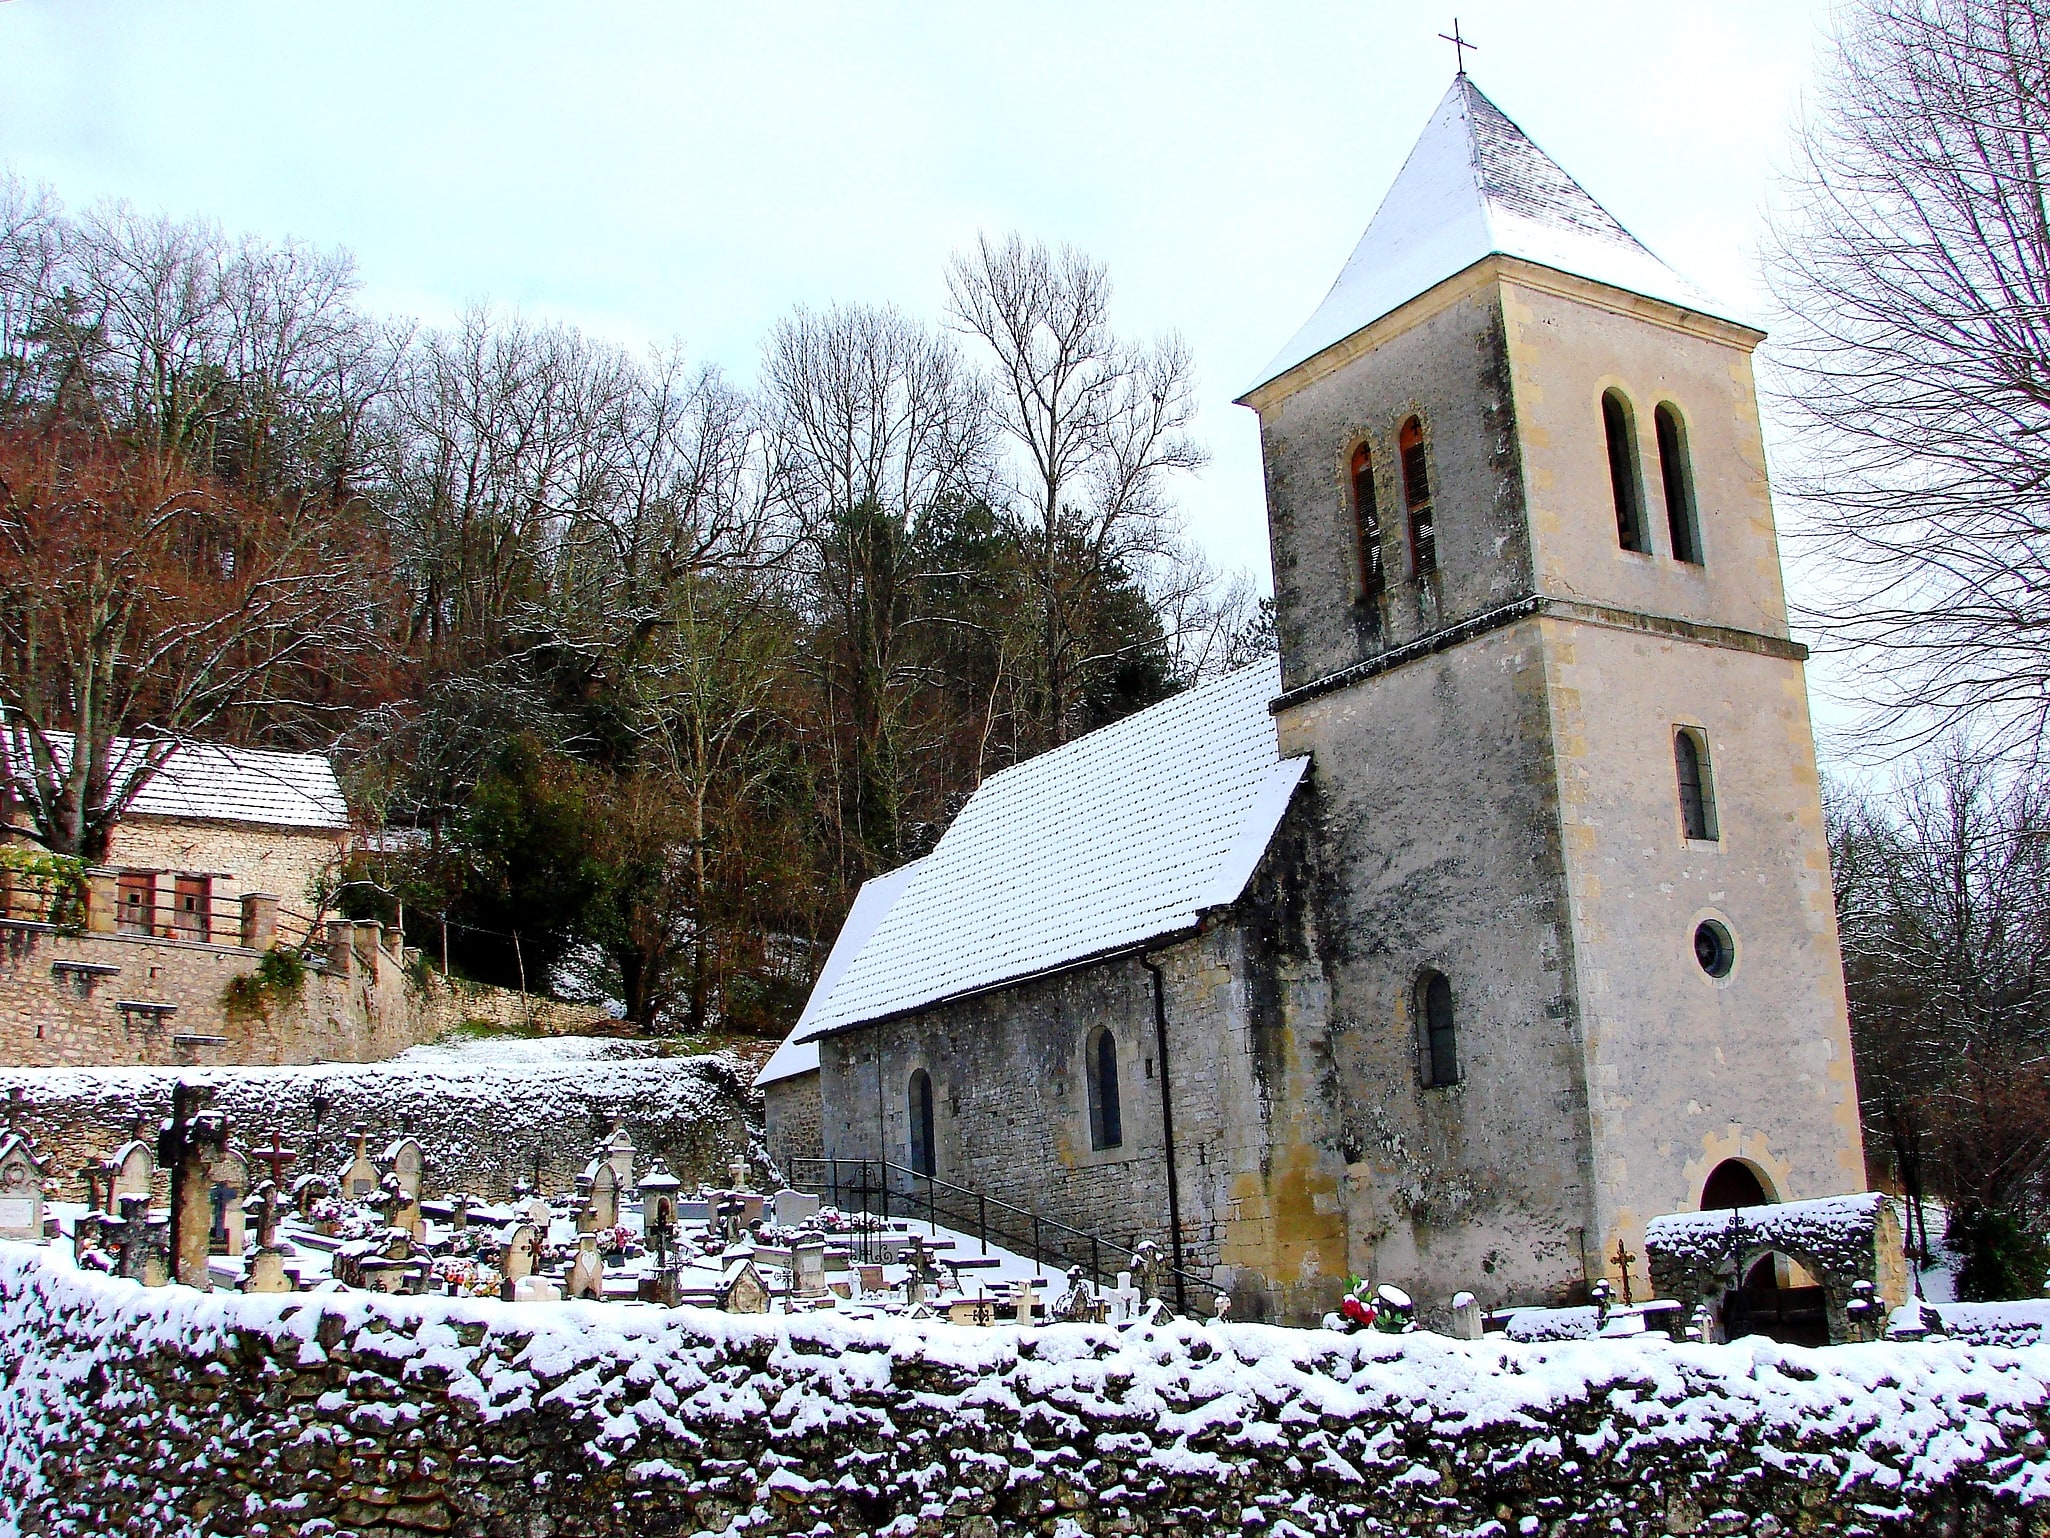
1, 0, 1857, 729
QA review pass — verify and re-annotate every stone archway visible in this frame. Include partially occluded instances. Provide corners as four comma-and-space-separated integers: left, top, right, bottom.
1646, 1192, 1908, 1345
1700, 1158, 1773, 1211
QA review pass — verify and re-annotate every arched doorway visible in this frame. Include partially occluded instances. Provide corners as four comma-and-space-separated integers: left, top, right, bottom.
1700, 1159, 1770, 1210
1697, 1163, 1827, 1346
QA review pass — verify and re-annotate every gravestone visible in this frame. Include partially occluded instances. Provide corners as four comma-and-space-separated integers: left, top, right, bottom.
208, 1147, 248, 1257
110, 1194, 169, 1286
589, 1162, 620, 1230
1105, 1271, 1141, 1324
0, 1133, 47, 1241
792, 1236, 827, 1298
339, 1124, 379, 1201
566, 1234, 604, 1300
501, 1223, 540, 1282
600, 1121, 635, 1186
157, 1083, 229, 1290
1449, 1291, 1483, 1341
773, 1189, 821, 1228
639, 1161, 681, 1237
718, 1256, 770, 1314
858, 1263, 886, 1297
109, 1134, 155, 1204
384, 1135, 425, 1234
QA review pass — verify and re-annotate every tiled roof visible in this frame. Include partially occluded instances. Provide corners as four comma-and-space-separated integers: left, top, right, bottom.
5, 731, 349, 832
794, 660, 1306, 1042
1249, 77, 1743, 396
755, 858, 925, 1088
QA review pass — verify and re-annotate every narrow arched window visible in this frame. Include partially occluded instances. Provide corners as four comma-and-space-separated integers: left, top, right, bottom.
1602, 390, 1647, 553
1087, 1026, 1123, 1149
1655, 403, 1701, 565
1398, 417, 1435, 575
1419, 971, 1458, 1087
1675, 729, 1717, 841
908, 1069, 936, 1177
1351, 443, 1385, 601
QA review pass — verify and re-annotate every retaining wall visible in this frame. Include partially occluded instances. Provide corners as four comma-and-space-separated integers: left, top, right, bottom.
0, 1052, 757, 1203
0, 1247, 2046, 1537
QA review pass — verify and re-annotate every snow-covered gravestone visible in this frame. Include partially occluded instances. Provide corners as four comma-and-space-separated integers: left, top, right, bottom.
600, 1121, 635, 1187
208, 1148, 248, 1257
589, 1162, 620, 1231
384, 1136, 424, 1234
1106, 1271, 1141, 1325
0, 1133, 47, 1240
110, 1134, 154, 1204
1448, 1291, 1483, 1341
502, 1223, 539, 1283
773, 1189, 820, 1228
566, 1234, 604, 1300
792, 1236, 827, 1298
340, 1124, 379, 1201
718, 1256, 770, 1314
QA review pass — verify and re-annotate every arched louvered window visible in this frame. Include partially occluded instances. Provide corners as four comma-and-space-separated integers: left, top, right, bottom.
1398, 417, 1435, 575
1419, 971, 1459, 1087
908, 1069, 936, 1177
1351, 443, 1385, 601
1086, 1026, 1123, 1150
1675, 729, 1717, 841
1602, 390, 1647, 553
1655, 402, 1701, 565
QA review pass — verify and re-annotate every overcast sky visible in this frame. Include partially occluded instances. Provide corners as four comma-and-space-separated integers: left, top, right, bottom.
1, 0, 1851, 708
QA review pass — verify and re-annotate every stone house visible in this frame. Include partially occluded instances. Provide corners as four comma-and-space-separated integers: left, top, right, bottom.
768, 77, 1868, 1326
1, 735, 433, 1067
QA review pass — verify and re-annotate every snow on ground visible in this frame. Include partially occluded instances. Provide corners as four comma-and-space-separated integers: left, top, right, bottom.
391, 1032, 664, 1066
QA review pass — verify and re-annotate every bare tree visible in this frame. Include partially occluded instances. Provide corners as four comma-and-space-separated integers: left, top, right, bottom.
947, 233, 1206, 743
1767, 0, 2050, 764
1831, 751, 2050, 1295
763, 301, 992, 875
0, 429, 375, 859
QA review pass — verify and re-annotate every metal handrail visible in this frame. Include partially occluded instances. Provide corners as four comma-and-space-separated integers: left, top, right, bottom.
788, 1155, 1223, 1315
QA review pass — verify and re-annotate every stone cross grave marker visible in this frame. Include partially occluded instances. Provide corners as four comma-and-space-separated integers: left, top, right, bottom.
158, 1083, 230, 1290
208, 1146, 248, 1257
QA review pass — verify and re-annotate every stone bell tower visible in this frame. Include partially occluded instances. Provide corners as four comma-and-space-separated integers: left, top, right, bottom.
1237, 76, 1867, 1308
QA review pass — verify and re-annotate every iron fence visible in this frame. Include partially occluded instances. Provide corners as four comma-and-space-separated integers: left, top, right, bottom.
788, 1155, 1224, 1315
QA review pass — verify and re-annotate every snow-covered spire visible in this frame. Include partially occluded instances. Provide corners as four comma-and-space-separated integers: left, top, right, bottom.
1246, 77, 1744, 397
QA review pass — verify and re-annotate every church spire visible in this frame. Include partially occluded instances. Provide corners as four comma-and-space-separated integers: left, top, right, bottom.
1245, 79, 1741, 398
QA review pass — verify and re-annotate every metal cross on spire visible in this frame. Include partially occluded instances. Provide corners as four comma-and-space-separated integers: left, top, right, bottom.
1439, 18, 1477, 77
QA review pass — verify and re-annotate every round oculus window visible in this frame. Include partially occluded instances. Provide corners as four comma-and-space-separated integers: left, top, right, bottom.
1694, 919, 1735, 978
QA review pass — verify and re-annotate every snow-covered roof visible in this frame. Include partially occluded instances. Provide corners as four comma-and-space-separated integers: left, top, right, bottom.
755, 859, 926, 1088
795, 660, 1306, 1042
1248, 77, 1744, 397
4, 731, 348, 832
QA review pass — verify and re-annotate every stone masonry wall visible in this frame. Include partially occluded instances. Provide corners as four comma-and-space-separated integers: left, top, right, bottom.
0, 1052, 757, 1203
0, 917, 425, 1068
1, 1246, 2047, 1537
761, 1070, 821, 1180
103, 815, 346, 921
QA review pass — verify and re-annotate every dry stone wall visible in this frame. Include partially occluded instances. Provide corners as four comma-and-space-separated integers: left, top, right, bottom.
1, 1247, 2047, 1537
0, 1052, 757, 1202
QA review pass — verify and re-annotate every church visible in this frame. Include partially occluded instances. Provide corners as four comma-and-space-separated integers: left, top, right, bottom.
758, 75, 1868, 1326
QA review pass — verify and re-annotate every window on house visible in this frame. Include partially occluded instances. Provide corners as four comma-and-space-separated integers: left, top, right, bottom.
1419, 970, 1459, 1087
1087, 1026, 1123, 1150
1675, 729, 1718, 841
1351, 443, 1385, 602
117, 871, 156, 936
173, 875, 211, 943
1602, 390, 1647, 553
908, 1068, 936, 1177
1655, 402, 1701, 565
1398, 417, 1435, 575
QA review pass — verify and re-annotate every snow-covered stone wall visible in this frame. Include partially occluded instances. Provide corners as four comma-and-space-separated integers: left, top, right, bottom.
2, 1247, 2047, 1538
0, 1049, 757, 1203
